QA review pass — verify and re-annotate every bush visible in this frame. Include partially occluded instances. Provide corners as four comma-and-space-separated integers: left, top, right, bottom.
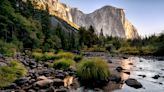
53, 58, 76, 70
32, 52, 56, 61
0, 40, 16, 57
32, 52, 43, 61
43, 52, 56, 60
0, 60, 27, 88
77, 58, 110, 87
55, 52, 74, 59
73, 55, 83, 62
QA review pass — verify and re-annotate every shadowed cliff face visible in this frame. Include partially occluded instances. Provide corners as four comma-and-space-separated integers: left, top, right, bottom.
30, 0, 139, 39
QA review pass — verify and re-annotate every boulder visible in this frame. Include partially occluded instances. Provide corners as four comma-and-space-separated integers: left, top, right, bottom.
14, 78, 29, 86
55, 73, 65, 79
55, 88, 68, 92
107, 59, 112, 63
28, 89, 36, 92
125, 78, 143, 89
53, 79, 64, 87
4, 83, 18, 89
37, 76, 48, 81
34, 79, 53, 88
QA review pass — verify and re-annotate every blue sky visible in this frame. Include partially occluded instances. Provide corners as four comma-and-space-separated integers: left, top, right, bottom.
61, 0, 164, 36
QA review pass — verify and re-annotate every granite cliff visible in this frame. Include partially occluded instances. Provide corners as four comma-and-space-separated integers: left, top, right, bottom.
30, 0, 139, 39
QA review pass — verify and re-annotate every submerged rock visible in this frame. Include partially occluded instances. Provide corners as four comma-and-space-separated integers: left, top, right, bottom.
138, 75, 146, 78
109, 75, 121, 83
152, 75, 160, 79
124, 72, 130, 75
116, 66, 124, 72
122, 56, 128, 59
125, 78, 143, 89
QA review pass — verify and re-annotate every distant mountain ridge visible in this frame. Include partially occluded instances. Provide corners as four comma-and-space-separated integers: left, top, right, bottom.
30, 0, 139, 39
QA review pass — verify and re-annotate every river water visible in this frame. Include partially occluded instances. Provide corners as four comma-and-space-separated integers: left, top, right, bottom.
71, 53, 164, 92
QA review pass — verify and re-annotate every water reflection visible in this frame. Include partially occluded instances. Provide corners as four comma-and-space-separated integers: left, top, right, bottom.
103, 57, 134, 92
71, 56, 164, 92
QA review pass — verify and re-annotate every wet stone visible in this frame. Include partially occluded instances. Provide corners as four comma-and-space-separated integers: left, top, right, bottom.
125, 78, 143, 89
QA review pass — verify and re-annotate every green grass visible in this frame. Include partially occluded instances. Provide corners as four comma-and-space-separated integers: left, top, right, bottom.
53, 58, 76, 70
55, 52, 75, 59
77, 57, 110, 87
73, 55, 83, 62
0, 60, 27, 88
32, 52, 56, 61
43, 52, 56, 60
32, 52, 43, 61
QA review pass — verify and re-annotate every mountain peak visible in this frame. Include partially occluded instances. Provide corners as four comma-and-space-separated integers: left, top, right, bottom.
31, 0, 139, 39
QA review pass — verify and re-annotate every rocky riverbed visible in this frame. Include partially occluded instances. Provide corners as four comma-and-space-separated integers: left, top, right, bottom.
0, 52, 164, 92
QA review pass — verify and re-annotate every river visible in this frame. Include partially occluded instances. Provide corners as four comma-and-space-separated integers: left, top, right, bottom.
71, 52, 164, 92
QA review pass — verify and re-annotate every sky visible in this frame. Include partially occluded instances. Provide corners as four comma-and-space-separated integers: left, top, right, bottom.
60, 0, 164, 36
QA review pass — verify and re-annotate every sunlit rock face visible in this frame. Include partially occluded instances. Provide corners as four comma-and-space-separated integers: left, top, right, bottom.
30, 0, 78, 28
71, 6, 139, 39
30, 0, 139, 39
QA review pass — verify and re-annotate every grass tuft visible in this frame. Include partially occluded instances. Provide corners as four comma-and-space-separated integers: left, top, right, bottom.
77, 57, 110, 87
0, 60, 27, 88
53, 58, 76, 70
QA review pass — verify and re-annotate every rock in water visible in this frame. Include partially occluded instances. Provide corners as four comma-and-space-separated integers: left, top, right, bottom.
152, 75, 160, 79
125, 78, 143, 89
116, 66, 124, 72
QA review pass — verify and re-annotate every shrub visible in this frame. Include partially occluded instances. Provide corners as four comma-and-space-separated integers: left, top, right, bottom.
32, 52, 43, 61
53, 58, 76, 70
0, 40, 16, 57
77, 57, 110, 87
32, 52, 56, 61
43, 52, 56, 60
9, 60, 27, 77
55, 52, 74, 59
73, 55, 83, 62
0, 60, 27, 88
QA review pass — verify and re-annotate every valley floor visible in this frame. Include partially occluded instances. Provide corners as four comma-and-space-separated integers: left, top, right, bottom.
0, 52, 164, 92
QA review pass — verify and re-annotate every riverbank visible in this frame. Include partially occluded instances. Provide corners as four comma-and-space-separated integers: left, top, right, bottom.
0, 52, 164, 92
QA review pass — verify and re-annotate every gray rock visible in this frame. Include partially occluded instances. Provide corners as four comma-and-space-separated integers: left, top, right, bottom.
124, 72, 130, 75
4, 83, 18, 89
0, 62, 7, 66
152, 75, 160, 79
125, 78, 143, 89
109, 75, 121, 83
55, 73, 65, 79
55, 88, 68, 92
53, 79, 64, 87
28, 89, 36, 92
138, 75, 146, 78
116, 66, 124, 72
34, 79, 53, 88
14, 78, 29, 86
